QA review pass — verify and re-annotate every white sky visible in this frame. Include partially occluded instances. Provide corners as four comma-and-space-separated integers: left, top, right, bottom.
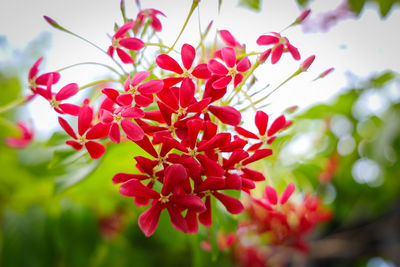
0, 0, 399, 136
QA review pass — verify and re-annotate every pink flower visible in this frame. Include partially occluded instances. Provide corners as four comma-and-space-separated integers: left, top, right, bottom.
107, 22, 145, 64
136, 8, 166, 32
256, 33, 300, 64
208, 47, 251, 88
235, 111, 291, 151
156, 43, 211, 86
28, 57, 60, 94
5, 121, 34, 148
119, 164, 206, 236
219, 30, 245, 50
58, 102, 109, 159
36, 74, 80, 115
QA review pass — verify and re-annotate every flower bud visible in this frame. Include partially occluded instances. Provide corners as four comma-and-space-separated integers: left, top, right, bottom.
295, 9, 311, 24
300, 55, 315, 71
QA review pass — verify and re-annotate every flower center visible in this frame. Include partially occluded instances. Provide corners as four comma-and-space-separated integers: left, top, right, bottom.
188, 147, 198, 157
259, 135, 267, 143
227, 67, 238, 77
177, 106, 187, 117
112, 37, 121, 48
50, 95, 60, 109
181, 68, 194, 79
28, 78, 37, 89
77, 135, 87, 145
159, 194, 170, 203
128, 84, 140, 95
234, 162, 243, 170
113, 113, 122, 123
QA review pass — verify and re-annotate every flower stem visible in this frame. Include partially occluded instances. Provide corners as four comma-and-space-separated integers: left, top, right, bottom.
55, 62, 121, 76
240, 69, 301, 111
43, 16, 127, 74
225, 60, 261, 104
79, 78, 118, 91
0, 96, 28, 114
167, 0, 199, 54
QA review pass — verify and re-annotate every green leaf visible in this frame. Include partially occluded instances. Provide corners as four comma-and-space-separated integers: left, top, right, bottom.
296, 0, 310, 6
369, 71, 395, 88
377, 0, 395, 17
348, 0, 366, 15
54, 160, 100, 194
238, 0, 261, 11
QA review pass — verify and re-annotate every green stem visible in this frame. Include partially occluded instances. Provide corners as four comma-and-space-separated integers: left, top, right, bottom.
0, 96, 28, 114
144, 42, 171, 49
225, 60, 261, 104
167, 0, 199, 54
79, 78, 118, 91
55, 62, 121, 76
253, 69, 301, 106
0, 117, 20, 134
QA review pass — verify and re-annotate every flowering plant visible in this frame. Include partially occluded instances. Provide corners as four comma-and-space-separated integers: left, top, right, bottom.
1, 0, 334, 264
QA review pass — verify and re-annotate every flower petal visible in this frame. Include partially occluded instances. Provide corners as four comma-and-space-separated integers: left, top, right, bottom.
55, 83, 78, 101
170, 195, 206, 212
236, 57, 251, 72
198, 196, 212, 226
181, 43, 195, 70
78, 104, 93, 136
208, 105, 241, 126
59, 103, 80, 116
156, 54, 183, 74
192, 64, 211, 79
179, 78, 195, 108
120, 179, 160, 198
58, 117, 77, 139
208, 59, 228, 75
161, 164, 188, 195
267, 115, 286, 136
271, 44, 284, 64
166, 204, 188, 233
131, 71, 150, 86
138, 201, 164, 237
121, 119, 144, 141
256, 35, 279, 45
138, 79, 164, 94
255, 110, 269, 136
85, 140, 105, 159
280, 183, 295, 205
121, 107, 144, 119
213, 192, 244, 214
242, 149, 273, 165
221, 47, 236, 68
119, 37, 144, 51
86, 122, 110, 139
116, 48, 134, 64
265, 186, 278, 205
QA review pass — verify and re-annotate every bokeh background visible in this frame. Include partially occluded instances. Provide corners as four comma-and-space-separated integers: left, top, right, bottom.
1, 0, 400, 266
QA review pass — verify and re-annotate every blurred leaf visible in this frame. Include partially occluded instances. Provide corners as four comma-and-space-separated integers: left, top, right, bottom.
54, 160, 100, 194
296, 0, 310, 6
0, 74, 21, 107
238, 0, 261, 11
348, 0, 366, 15
377, 0, 395, 17
369, 71, 395, 88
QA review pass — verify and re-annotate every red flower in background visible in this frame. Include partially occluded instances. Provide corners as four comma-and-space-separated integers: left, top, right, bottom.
5, 121, 34, 148
235, 111, 291, 151
136, 8, 166, 32
256, 33, 300, 64
107, 22, 145, 64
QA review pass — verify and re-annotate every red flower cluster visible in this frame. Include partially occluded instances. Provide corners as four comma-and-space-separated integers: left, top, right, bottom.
6, 6, 325, 241
238, 186, 332, 254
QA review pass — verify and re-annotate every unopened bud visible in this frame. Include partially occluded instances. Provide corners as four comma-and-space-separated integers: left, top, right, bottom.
259, 49, 272, 63
319, 67, 334, 78
295, 9, 311, 24
300, 55, 315, 71
43, 16, 67, 32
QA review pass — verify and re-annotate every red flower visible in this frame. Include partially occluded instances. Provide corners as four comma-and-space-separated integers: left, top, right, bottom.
235, 111, 290, 151
156, 44, 211, 86
100, 106, 145, 143
256, 33, 300, 64
28, 57, 60, 94
208, 47, 251, 88
107, 22, 145, 64
5, 121, 34, 148
219, 30, 245, 50
119, 164, 206, 236
36, 74, 80, 115
58, 102, 109, 159
136, 8, 166, 32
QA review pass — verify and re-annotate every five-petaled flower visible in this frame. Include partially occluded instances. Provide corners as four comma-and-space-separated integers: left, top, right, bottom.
256, 32, 300, 64
28, 57, 60, 94
107, 22, 145, 64
208, 47, 251, 89
5, 121, 34, 148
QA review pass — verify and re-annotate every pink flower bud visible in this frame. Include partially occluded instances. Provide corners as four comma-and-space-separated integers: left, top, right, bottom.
296, 9, 311, 23
319, 67, 334, 78
300, 55, 315, 71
